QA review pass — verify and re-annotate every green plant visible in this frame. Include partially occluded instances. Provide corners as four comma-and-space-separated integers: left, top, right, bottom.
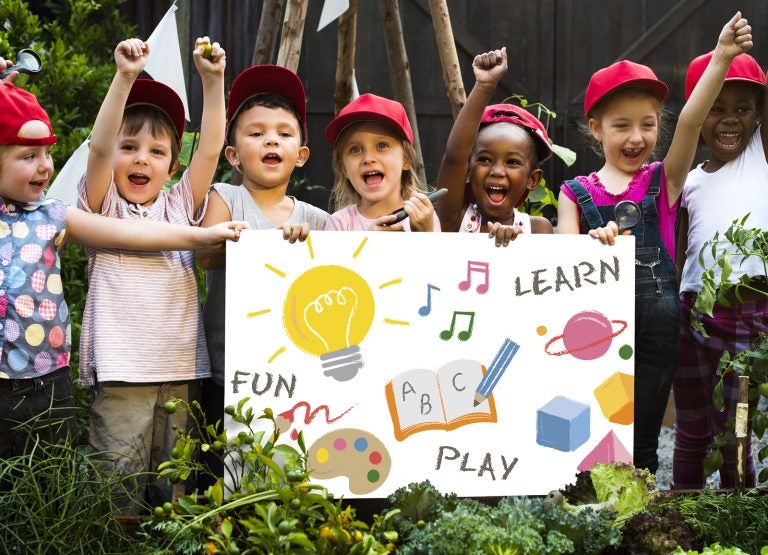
136, 399, 393, 553
657, 489, 768, 553
691, 215, 768, 482
0, 438, 141, 553
389, 476, 620, 554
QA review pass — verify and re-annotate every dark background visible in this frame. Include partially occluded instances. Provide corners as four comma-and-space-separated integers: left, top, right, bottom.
120, 0, 768, 212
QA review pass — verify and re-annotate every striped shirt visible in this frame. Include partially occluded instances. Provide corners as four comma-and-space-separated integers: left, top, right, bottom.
77, 171, 211, 385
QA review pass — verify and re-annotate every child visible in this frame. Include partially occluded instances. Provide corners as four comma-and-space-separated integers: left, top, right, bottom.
324, 93, 440, 231
77, 37, 226, 511
674, 50, 767, 489
0, 68, 245, 461
436, 47, 554, 246
557, 13, 753, 475
198, 64, 329, 488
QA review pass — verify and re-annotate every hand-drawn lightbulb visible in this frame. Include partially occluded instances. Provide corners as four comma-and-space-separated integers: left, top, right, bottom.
283, 265, 375, 381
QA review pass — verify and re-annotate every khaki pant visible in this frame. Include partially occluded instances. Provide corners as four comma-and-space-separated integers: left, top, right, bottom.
89, 380, 200, 514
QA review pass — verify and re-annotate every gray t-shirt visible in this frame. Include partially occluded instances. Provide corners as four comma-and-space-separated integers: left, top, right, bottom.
203, 183, 330, 384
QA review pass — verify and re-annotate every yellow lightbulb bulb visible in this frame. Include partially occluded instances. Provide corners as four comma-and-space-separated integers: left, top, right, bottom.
283, 265, 374, 381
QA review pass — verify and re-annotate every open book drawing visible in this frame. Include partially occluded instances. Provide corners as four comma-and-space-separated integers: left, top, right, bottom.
384, 359, 498, 441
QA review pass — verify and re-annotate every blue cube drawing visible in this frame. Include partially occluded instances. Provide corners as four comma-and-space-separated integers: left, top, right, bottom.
536, 395, 590, 452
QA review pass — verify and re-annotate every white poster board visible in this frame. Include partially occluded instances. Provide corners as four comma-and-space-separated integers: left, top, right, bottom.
225, 231, 636, 498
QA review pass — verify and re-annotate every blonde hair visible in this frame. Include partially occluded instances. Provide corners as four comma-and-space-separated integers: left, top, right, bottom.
328, 122, 426, 212
582, 87, 671, 160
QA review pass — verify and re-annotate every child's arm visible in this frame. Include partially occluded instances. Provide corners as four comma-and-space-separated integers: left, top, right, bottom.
436, 47, 507, 232
197, 190, 233, 269
663, 12, 752, 207
64, 206, 247, 250
762, 70, 768, 162
555, 193, 581, 234
675, 208, 689, 286
86, 38, 149, 213
187, 37, 226, 212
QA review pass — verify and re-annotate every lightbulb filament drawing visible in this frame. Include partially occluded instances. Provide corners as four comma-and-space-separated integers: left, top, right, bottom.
284, 265, 375, 381
304, 286, 364, 380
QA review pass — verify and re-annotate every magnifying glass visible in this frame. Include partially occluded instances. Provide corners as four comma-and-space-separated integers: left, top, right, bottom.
1, 49, 42, 79
614, 200, 642, 234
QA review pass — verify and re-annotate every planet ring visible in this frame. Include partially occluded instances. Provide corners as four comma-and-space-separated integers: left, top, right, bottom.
544, 319, 628, 356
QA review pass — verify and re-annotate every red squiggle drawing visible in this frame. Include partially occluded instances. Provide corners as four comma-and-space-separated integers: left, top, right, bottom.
277, 401, 356, 440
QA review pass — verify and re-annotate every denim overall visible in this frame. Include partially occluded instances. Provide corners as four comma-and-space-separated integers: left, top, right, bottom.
565, 166, 678, 474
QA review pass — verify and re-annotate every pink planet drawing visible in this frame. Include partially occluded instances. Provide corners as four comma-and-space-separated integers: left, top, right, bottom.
544, 310, 628, 360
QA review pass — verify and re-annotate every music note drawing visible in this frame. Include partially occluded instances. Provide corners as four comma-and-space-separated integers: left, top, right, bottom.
440, 310, 475, 341
458, 260, 490, 294
418, 283, 441, 316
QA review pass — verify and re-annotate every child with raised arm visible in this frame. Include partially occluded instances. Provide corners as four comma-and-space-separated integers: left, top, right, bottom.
324, 93, 440, 231
674, 49, 768, 489
198, 64, 329, 488
77, 36, 227, 511
436, 47, 554, 246
556, 13, 752, 475
0, 69, 245, 461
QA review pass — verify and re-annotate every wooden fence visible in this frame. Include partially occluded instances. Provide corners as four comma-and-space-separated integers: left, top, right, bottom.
120, 0, 768, 213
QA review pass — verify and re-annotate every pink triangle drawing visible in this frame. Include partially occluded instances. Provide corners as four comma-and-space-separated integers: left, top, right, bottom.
577, 430, 632, 471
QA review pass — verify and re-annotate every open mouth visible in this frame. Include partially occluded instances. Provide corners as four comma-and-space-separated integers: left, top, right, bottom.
714, 131, 741, 151
30, 179, 47, 189
263, 153, 282, 166
621, 147, 644, 160
485, 186, 508, 204
128, 173, 150, 186
363, 171, 384, 186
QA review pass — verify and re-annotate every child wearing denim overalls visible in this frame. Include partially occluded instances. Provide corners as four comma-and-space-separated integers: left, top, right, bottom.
563, 165, 678, 473
557, 13, 753, 475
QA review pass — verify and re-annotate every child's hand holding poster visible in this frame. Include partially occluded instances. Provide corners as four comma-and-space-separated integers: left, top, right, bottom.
225, 232, 635, 497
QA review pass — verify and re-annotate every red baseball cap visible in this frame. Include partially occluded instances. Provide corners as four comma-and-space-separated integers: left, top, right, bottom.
685, 51, 765, 101
481, 103, 553, 162
126, 79, 185, 143
227, 64, 307, 142
325, 93, 414, 145
584, 60, 668, 115
0, 82, 56, 146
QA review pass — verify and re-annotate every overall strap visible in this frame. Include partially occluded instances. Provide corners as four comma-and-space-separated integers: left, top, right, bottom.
565, 179, 604, 230
641, 164, 662, 223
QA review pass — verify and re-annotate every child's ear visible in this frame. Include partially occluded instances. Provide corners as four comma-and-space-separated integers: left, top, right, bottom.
168, 159, 181, 177
527, 168, 543, 190
587, 117, 602, 142
295, 145, 310, 167
224, 145, 240, 167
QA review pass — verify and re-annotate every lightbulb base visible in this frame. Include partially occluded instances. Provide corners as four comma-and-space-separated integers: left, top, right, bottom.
321, 345, 364, 381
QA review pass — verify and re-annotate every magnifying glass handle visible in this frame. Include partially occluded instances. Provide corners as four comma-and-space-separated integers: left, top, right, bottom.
1, 64, 20, 78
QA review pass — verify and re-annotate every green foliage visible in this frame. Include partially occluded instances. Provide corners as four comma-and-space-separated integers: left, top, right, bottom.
137, 400, 393, 553
0, 439, 140, 553
658, 489, 768, 554
674, 544, 756, 555
389, 479, 619, 554
691, 214, 768, 483
0, 0, 135, 172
